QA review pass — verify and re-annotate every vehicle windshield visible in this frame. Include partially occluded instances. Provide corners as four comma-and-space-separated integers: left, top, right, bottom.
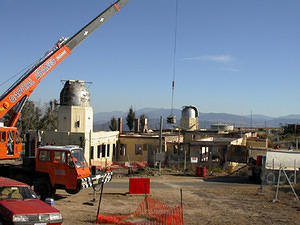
0, 186, 39, 200
71, 149, 87, 168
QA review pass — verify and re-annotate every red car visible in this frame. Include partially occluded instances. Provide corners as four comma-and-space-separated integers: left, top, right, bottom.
0, 177, 62, 225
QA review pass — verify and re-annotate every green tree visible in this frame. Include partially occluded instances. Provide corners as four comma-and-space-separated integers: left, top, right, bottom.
126, 106, 135, 131
3, 100, 42, 136
39, 99, 58, 130
109, 117, 118, 131
20, 100, 42, 134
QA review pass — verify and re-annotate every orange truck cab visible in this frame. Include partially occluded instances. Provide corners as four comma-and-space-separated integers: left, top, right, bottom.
0, 126, 22, 159
33, 145, 112, 199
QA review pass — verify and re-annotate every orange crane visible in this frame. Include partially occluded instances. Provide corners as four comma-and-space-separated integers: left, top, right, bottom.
0, 0, 129, 160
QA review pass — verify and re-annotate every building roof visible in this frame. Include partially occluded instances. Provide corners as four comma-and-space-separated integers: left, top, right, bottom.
38, 145, 82, 151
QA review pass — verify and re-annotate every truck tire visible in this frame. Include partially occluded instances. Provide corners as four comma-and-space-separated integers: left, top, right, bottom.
66, 181, 81, 194
34, 178, 53, 200
266, 172, 275, 185
289, 173, 296, 184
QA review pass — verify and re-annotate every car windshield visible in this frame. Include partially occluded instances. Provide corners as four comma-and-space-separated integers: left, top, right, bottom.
0, 186, 39, 200
71, 149, 87, 168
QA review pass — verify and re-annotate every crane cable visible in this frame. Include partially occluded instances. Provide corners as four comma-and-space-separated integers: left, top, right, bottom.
171, 0, 179, 116
0, 63, 35, 89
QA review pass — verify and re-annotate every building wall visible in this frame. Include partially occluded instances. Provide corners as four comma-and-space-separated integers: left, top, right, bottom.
39, 131, 84, 148
180, 118, 199, 131
58, 106, 93, 133
230, 138, 244, 146
118, 135, 162, 163
246, 138, 268, 148
89, 131, 119, 168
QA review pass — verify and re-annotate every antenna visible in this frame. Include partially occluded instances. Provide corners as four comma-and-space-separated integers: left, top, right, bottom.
167, 0, 179, 125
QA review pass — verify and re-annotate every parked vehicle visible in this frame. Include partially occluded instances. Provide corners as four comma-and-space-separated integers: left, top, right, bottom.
248, 150, 300, 184
0, 177, 63, 225
0, 145, 112, 200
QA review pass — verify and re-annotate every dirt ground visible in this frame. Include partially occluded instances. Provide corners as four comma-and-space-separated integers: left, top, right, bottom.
54, 172, 300, 225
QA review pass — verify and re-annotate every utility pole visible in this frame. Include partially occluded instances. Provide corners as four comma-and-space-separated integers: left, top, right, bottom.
250, 110, 253, 129
159, 116, 163, 176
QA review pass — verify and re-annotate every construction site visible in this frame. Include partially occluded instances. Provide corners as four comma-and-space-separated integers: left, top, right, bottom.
0, 0, 300, 224
52, 172, 300, 225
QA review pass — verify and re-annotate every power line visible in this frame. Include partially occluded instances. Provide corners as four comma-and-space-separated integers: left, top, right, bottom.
170, 0, 179, 116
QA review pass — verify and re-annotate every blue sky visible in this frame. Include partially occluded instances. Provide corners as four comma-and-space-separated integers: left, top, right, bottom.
0, 0, 299, 117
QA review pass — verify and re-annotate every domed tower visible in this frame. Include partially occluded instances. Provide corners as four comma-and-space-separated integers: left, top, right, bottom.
180, 106, 199, 131
58, 80, 93, 133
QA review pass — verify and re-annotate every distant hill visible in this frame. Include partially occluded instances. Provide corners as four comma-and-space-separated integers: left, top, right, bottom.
93, 108, 300, 131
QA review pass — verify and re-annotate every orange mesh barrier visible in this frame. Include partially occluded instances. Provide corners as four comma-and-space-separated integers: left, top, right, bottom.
96, 196, 183, 225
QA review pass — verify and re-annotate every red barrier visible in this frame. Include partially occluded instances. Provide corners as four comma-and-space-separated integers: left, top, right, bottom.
129, 178, 150, 194
201, 166, 207, 178
256, 155, 262, 166
196, 166, 207, 178
96, 196, 183, 225
196, 167, 200, 176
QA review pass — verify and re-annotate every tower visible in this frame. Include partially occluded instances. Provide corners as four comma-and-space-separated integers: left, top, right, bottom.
180, 106, 199, 131
58, 80, 93, 133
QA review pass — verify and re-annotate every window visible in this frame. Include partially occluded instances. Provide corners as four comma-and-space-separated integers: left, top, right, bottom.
90, 146, 94, 160
7, 131, 14, 143
148, 144, 153, 154
7, 131, 14, 155
173, 145, 178, 154
143, 144, 148, 151
107, 144, 110, 157
97, 145, 101, 158
113, 144, 116, 156
135, 144, 142, 155
39, 150, 50, 161
0, 132, 6, 142
53, 151, 65, 163
75, 121, 80, 128
67, 152, 74, 168
16, 132, 21, 144
101, 144, 106, 158
120, 144, 126, 156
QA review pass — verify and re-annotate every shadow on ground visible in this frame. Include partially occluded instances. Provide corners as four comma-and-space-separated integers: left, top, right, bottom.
204, 176, 251, 184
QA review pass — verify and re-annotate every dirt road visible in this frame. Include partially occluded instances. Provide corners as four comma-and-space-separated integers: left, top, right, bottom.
54, 174, 300, 225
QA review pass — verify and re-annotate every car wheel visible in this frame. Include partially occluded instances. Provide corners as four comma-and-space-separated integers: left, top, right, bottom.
34, 178, 53, 200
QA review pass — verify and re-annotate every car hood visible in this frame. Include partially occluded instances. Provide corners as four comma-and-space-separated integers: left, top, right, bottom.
0, 200, 59, 215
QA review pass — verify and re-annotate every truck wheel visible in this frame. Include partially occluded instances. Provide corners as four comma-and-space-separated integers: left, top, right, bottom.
266, 172, 275, 185
289, 174, 296, 184
66, 188, 80, 194
66, 181, 81, 194
34, 178, 53, 200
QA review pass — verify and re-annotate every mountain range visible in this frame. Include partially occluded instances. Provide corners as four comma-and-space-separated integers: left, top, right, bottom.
93, 108, 300, 131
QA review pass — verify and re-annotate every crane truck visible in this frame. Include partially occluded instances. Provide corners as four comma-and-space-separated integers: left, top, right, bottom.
0, 0, 129, 199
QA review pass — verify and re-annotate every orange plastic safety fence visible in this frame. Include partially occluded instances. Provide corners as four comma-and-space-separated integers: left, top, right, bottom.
96, 196, 183, 225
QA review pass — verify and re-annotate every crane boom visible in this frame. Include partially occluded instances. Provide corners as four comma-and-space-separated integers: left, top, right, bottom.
0, 0, 129, 121
0, 0, 129, 159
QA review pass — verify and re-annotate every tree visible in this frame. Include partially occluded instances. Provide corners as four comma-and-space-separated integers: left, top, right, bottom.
3, 100, 42, 136
39, 99, 58, 130
126, 106, 135, 131
20, 100, 42, 134
140, 114, 147, 131
109, 117, 118, 131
